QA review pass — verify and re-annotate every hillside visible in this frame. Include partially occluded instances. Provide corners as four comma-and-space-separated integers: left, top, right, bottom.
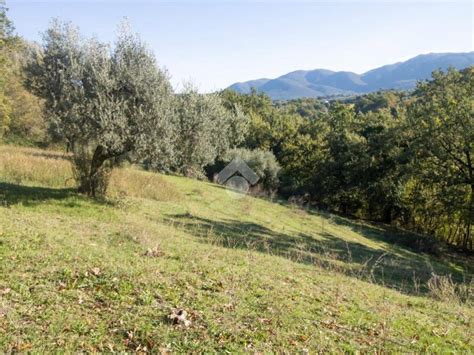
0, 145, 473, 352
228, 52, 474, 99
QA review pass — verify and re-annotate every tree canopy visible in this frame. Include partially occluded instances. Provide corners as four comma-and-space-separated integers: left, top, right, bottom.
26, 20, 176, 195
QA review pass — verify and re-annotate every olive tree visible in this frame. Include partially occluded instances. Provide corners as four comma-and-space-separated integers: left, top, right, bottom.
170, 84, 248, 178
26, 20, 174, 196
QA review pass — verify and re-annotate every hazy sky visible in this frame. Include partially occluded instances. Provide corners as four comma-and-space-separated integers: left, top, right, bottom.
8, 0, 474, 92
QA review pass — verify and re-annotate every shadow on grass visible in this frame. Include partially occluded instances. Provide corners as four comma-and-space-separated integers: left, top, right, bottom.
316, 211, 440, 255
28, 150, 72, 161
0, 182, 78, 207
165, 213, 472, 297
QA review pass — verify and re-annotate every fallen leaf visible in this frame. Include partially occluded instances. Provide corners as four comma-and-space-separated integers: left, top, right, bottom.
168, 308, 192, 327
223, 303, 234, 311
159, 346, 171, 354
0, 307, 9, 317
0, 288, 11, 295
144, 246, 165, 258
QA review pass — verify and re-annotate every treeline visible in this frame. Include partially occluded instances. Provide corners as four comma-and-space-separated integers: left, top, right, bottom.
1, 9, 472, 250
219, 73, 473, 250
0, 3, 45, 144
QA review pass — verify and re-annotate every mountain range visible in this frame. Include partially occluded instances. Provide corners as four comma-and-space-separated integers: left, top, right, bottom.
228, 52, 474, 100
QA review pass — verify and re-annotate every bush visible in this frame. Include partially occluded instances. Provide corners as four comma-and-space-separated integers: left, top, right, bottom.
209, 148, 280, 193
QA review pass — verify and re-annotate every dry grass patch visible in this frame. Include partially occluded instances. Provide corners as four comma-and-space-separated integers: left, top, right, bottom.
0, 145, 180, 201
1, 144, 473, 352
0, 145, 74, 188
108, 167, 180, 201
427, 273, 473, 304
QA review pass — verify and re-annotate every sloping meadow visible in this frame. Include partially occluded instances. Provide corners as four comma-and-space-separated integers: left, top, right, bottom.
0, 145, 472, 352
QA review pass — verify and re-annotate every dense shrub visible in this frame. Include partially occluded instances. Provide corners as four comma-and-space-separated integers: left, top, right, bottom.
209, 148, 280, 193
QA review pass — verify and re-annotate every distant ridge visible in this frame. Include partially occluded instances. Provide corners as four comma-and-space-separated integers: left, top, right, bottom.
228, 52, 474, 100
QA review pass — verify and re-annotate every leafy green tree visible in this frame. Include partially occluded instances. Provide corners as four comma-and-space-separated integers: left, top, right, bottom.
309, 103, 366, 214
407, 68, 474, 249
26, 20, 175, 196
352, 91, 404, 114
0, 0, 16, 137
277, 133, 320, 196
4, 43, 46, 143
355, 108, 409, 223
0, 0, 13, 38
0, 2, 45, 144
276, 97, 328, 119
220, 89, 276, 150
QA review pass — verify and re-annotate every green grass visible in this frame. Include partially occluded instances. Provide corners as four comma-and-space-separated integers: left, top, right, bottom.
0, 145, 473, 352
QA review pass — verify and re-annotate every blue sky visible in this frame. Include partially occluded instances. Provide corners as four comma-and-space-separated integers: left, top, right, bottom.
8, 0, 474, 92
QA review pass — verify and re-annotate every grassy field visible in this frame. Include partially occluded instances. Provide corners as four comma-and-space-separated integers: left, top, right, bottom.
0, 145, 472, 352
